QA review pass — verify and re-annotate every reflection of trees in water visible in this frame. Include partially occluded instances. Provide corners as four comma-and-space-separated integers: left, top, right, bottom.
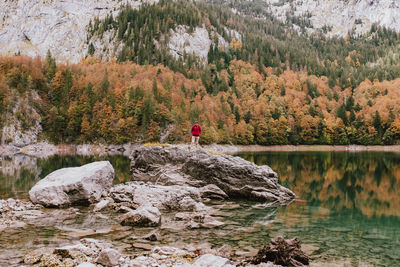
0, 155, 40, 199
0, 154, 131, 199
238, 151, 400, 217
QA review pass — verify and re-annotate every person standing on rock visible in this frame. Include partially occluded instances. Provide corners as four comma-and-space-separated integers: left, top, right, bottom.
191, 121, 202, 150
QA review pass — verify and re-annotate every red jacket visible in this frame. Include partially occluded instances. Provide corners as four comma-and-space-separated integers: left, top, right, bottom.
191, 124, 202, 136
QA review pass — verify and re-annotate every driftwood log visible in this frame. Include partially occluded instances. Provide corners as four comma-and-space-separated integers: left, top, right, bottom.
251, 236, 309, 266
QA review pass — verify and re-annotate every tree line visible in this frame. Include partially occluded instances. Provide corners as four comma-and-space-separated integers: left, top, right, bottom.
1, 55, 399, 145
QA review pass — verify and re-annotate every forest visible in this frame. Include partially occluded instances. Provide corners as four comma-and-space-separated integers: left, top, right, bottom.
1, 55, 399, 145
0, 0, 400, 145
87, 0, 400, 89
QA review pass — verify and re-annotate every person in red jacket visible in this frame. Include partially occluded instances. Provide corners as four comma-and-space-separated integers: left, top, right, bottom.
191, 121, 202, 149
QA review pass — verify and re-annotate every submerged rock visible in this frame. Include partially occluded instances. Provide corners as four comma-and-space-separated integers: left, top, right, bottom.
110, 181, 202, 211
130, 146, 295, 203
251, 236, 309, 266
120, 205, 161, 227
29, 161, 114, 207
0, 198, 42, 231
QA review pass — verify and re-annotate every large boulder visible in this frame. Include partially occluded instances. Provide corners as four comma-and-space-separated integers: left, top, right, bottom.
29, 161, 114, 207
130, 146, 295, 204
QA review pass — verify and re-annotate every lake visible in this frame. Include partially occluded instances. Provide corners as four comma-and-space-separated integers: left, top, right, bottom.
0, 151, 399, 266
236, 151, 400, 266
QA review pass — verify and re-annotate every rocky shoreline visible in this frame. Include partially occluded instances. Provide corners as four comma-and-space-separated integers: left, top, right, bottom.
0, 145, 301, 266
1, 142, 399, 159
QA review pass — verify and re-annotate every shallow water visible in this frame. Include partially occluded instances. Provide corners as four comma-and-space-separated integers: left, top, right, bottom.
0, 152, 399, 266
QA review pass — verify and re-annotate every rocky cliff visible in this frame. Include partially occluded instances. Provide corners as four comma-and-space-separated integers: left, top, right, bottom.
3, 0, 393, 64
0, 0, 228, 64
0, 0, 147, 63
1, 91, 42, 147
266, 0, 400, 37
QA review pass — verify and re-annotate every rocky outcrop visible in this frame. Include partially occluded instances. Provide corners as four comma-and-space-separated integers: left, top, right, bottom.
251, 236, 309, 267
29, 161, 114, 207
130, 146, 295, 204
168, 25, 212, 64
1, 92, 42, 147
265, 0, 400, 37
0, 0, 149, 63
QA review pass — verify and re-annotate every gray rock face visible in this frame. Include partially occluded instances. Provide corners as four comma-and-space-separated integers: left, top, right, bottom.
0, 0, 147, 63
168, 25, 212, 64
29, 161, 114, 207
120, 205, 161, 227
1, 92, 42, 147
265, 0, 400, 37
130, 146, 295, 204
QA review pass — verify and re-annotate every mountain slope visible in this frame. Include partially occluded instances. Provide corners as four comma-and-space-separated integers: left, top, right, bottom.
0, 0, 149, 63
265, 0, 400, 37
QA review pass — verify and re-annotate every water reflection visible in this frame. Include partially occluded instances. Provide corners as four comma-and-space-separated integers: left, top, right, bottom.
236, 151, 400, 266
237, 151, 400, 218
0, 154, 131, 199
1, 151, 399, 266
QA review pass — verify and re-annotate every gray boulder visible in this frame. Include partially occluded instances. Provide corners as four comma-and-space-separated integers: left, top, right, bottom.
29, 161, 114, 207
130, 146, 295, 204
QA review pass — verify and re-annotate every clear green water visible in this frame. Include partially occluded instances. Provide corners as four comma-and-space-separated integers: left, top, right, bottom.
235, 151, 400, 266
0, 152, 399, 266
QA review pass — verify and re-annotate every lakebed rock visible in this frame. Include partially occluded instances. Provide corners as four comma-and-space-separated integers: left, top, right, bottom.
0, 198, 42, 231
130, 146, 295, 204
23, 239, 249, 267
29, 161, 114, 207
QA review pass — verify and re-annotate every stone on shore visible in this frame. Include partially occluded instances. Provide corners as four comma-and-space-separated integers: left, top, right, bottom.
192, 254, 233, 267
130, 146, 295, 203
29, 161, 114, 207
96, 248, 122, 266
